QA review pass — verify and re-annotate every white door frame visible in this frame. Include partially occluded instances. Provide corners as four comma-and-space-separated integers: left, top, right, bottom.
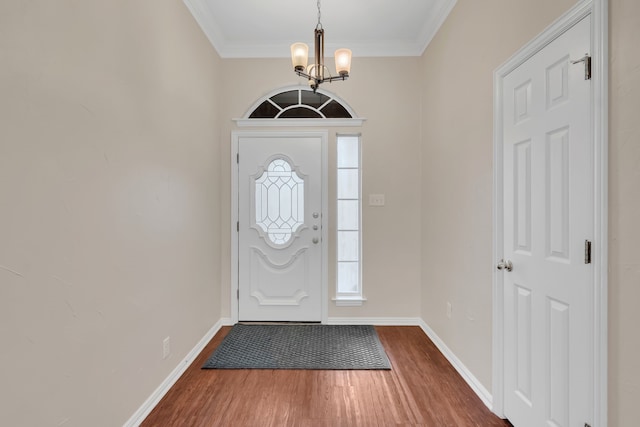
492, 0, 608, 425
231, 130, 329, 324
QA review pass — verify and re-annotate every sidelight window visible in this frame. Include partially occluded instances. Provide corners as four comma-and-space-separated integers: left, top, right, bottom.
336, 135, 364, 304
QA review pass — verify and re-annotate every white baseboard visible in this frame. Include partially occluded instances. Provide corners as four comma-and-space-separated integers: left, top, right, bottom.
327, 317, 422, 325
417, 319, 493, 410
123, 316, 492, 425
220, 317, 234, 326
329, 316, 493, 410
123, 318, 229, 427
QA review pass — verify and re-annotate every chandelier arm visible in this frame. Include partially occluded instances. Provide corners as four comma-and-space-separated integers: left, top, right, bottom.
294, 70, 313, 80
295, 70, 349, 84
324, 75, 349, 83
294, 68, 348, 93
291, 0, 350, 92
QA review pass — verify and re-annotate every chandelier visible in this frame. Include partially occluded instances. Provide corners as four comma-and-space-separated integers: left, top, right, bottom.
290, 0, 352, 92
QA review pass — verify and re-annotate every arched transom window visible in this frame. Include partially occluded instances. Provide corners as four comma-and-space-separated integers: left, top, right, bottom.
235, 86, 364, 127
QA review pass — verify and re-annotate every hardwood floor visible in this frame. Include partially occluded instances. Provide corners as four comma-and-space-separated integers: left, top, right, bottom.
141, 326, 512, 427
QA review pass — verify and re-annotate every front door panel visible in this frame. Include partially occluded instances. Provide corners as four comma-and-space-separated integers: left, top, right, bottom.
238, 135, 323, 321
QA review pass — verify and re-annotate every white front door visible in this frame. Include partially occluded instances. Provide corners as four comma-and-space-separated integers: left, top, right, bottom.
501, 16, 592, 427
237, 133, 324, 322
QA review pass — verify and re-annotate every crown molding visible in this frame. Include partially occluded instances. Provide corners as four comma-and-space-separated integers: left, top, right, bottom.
183, 0, 457, 58
417, 0, 458, 55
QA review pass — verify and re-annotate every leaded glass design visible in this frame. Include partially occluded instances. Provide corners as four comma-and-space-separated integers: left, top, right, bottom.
249, 101, 280, 118
320, 100, 351, 118
255, 158, 305, 245
300, 91, 330, 109
246, 88, 353, 119
279, 107, 323, 119
271, 90, 300, 108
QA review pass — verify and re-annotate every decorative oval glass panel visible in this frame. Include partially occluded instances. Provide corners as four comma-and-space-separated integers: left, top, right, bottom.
255, 158, 305, 245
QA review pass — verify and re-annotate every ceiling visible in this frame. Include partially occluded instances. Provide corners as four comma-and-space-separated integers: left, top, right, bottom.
183, 0, 458, 58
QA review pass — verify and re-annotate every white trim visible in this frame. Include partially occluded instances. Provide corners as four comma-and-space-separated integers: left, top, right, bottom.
332, 297, 367, 307
494, 2, 593, 77
235, 118, 366, 128
234, 85, 365, 128
123, 318, 231, 427
320, 131, 329, 324
242, 86, 359, 119
231, 134, 239, 324
418, 319, 494, 411
182, 1, 457, 58
205, 39, 430, 59
417, 0, 458, 55
592, 0, 609, 425
329, 316, 494, 410
327, 317, 422, 326
182, 0, 225, 56
492, 0, 607, 423
219, 317, 234, 326
123, 316, 499, 426
231, 131, 329, 324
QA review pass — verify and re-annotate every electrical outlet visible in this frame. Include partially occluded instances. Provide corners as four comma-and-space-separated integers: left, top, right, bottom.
446, 302, 452, 319
162, 336, 170, 359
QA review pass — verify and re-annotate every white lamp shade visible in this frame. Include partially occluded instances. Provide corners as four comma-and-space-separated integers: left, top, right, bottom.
291, 43, 309, 71
334, 48, 352, 76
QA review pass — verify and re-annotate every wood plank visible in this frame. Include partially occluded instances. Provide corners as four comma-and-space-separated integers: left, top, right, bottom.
141, 326, 512, 427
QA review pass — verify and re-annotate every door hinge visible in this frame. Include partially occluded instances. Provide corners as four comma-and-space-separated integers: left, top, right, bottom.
237, 153, 239, 163
237, 289, 239, 299
571, 54, 591, 80
585, 240, 592, 264
237, 221, 239, 232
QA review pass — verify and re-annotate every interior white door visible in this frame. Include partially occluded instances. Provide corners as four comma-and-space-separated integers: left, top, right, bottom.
237, 134, 323, 322
501, 16, 592, 427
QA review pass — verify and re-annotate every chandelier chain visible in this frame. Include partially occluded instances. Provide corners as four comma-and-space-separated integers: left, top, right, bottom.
316, 0, 322, 29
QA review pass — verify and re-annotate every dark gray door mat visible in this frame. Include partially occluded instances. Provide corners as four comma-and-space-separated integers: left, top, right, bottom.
202, 324, 391, 370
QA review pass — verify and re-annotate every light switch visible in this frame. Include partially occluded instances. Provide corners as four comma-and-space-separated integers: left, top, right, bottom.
369, 194, 385, 206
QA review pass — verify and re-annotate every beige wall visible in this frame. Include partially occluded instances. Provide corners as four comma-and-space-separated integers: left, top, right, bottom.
0, 1, 223, 426
418, 0, 575, 392
2, 0, 637, 425
219, 57, 423, 319
608, 0, 640, 425
419, 0, 640, 425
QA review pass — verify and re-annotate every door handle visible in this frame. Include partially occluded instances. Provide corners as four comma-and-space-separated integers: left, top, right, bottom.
497, 259, 513, 272
312, 237, 319, 244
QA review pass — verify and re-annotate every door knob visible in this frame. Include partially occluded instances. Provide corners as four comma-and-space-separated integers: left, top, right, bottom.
497, 259, 513, 272
312, 237, 319, 244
